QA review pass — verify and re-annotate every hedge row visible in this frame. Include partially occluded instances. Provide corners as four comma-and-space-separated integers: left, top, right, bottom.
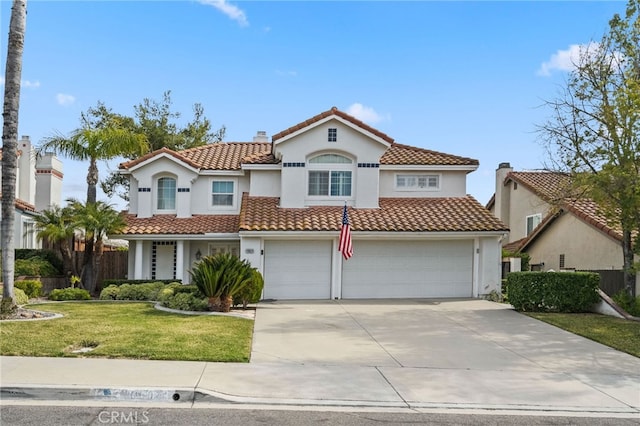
507, 271, 600, 312
102, 279, 182, 287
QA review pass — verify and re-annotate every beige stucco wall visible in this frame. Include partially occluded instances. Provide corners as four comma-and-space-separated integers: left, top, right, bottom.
505, 181, 552, 242
249, 170, 281, 197
526, 213, 623, 271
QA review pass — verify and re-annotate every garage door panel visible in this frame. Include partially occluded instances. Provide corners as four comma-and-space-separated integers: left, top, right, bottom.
264, 240, 331, 300
342, 240, 472, 298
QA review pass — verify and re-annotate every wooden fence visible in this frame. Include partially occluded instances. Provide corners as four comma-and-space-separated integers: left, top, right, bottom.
580, 269, 625, 297
72, 251, 129, 291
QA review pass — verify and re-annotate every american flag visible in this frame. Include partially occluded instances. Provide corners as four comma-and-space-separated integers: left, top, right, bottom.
338, 204, 353, 260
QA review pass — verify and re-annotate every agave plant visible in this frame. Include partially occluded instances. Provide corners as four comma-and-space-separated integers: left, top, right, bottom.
189, 252, 262, 312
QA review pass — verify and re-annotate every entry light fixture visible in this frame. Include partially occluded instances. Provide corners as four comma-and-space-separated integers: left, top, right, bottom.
195, 249, 202, 260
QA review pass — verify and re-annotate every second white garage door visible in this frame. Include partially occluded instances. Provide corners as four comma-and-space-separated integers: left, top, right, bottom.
341, 240, 473, 298
263, 240, 332, 300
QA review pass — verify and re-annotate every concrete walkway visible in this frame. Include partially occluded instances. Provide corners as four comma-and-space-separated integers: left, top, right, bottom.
1, 300, 639, 417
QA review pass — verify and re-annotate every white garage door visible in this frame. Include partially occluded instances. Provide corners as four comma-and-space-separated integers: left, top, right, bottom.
342, 240, 473, 298
263, 240, 332, 300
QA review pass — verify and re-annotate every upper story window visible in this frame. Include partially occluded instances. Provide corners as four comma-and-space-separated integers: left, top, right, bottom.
212, 180, 235, 207
307, 153, 353, 197
395, 174, 440, 191
328, 128, 337, 142
157, 177, 176, 210
526, 213, 542, 236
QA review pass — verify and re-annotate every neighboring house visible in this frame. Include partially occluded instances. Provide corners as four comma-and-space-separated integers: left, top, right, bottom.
117, 107, 507, 300
488, 163, 639, 292
0, 136, 64, 249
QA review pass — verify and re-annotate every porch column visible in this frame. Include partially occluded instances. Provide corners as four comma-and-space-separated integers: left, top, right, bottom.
134, 240, 143, 279
176, 240, 185, 282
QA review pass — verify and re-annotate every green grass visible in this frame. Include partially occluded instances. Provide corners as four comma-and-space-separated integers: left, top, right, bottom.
526, 312, 640, 358
0, 302, 253, 362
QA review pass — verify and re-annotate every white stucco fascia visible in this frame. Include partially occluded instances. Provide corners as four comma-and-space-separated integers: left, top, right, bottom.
198, 170, 245, 176
115, 233, 240, 241
273, 115, 392, 150
124, 152, 201, 174
238, 230, 506, 239
380, 165, 478, 172
241, 164, 281, 171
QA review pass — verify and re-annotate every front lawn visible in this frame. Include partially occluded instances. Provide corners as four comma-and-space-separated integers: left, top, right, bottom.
526, 312, 640, 358
0, 302, 253, 362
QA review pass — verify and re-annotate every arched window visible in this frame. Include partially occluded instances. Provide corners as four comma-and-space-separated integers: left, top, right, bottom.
307, 153, 353, 197
157, 177, 176, 210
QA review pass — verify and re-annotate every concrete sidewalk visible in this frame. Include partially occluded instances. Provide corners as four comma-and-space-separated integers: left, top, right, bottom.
1, 300, 639, 417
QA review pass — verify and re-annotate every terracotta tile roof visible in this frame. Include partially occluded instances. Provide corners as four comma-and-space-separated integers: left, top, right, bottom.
0, 193, 36, 212
272, 106, 395, 144
120, 143, 273, 171
381, 143, 479, 166
505, 171, 633, 248
15, 198, 36, 213
121, 214, 239, 235
239, 193, 507, 233
506, 171, 573, 203
242, 151, 279, 165
564, 198, 625, 241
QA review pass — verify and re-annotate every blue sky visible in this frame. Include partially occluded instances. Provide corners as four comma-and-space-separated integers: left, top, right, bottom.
0, 0, 627, 211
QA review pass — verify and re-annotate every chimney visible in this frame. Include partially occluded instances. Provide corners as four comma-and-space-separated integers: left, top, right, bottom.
494, 162, 513, 226
253, 131, 269, 142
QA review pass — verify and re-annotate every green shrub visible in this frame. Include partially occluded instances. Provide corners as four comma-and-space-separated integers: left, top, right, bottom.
612, 290, 640, 317
190, 253, 261, 312
15, 249, 63, 275
15, 258, 58, 277
14, 279, 43, 298
172, 284, 204, 298
48, 288, 91, 301
502, 249, 530, 271
507, 271, 600, 312
157, 287, 175, 303
13, 288, 29, 305
111, 282, 166, 301
99, 285, 121, 300
102, 279, 181, 287
233, 269, 264, 308
161, 292, 208, 311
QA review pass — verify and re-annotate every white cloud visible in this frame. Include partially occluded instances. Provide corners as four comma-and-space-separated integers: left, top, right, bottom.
346, 103, 388, 124
198, 0, 248, 27
0, 77, 40, 88
56, 93, 75, 106
23, 80, 40, 88
537, 42, 604, 76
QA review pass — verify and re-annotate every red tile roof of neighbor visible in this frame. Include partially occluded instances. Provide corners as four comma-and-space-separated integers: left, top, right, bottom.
239, 194, 508, 233
505, 171, 630, 247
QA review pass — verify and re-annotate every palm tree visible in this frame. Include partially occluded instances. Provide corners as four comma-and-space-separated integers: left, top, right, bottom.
33, 205, 78, 282
67, 199, 126, 294
39, 104, 148, 292
1, 0, 27, 313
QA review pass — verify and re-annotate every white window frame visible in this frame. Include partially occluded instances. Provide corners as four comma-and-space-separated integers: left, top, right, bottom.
526, 213, 542, 236
395, 174, 441, 191
208, 243, 240, 257
155, 175, 177, 213
307, 153, 354, 200
22, 219, 35, 249
210, 178, 237, 210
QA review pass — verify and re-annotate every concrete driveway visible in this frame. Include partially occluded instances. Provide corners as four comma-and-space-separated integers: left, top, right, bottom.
251, 299, 638, 373
242, 299, 640, 412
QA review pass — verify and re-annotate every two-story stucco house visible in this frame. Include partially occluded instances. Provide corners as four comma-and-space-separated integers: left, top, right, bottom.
117, 107, 508, 300
488, 163, 639, 289
0, 136, 64, 249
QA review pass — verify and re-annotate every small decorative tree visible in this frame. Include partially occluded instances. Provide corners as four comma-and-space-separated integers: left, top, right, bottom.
189, 252, 262, 312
